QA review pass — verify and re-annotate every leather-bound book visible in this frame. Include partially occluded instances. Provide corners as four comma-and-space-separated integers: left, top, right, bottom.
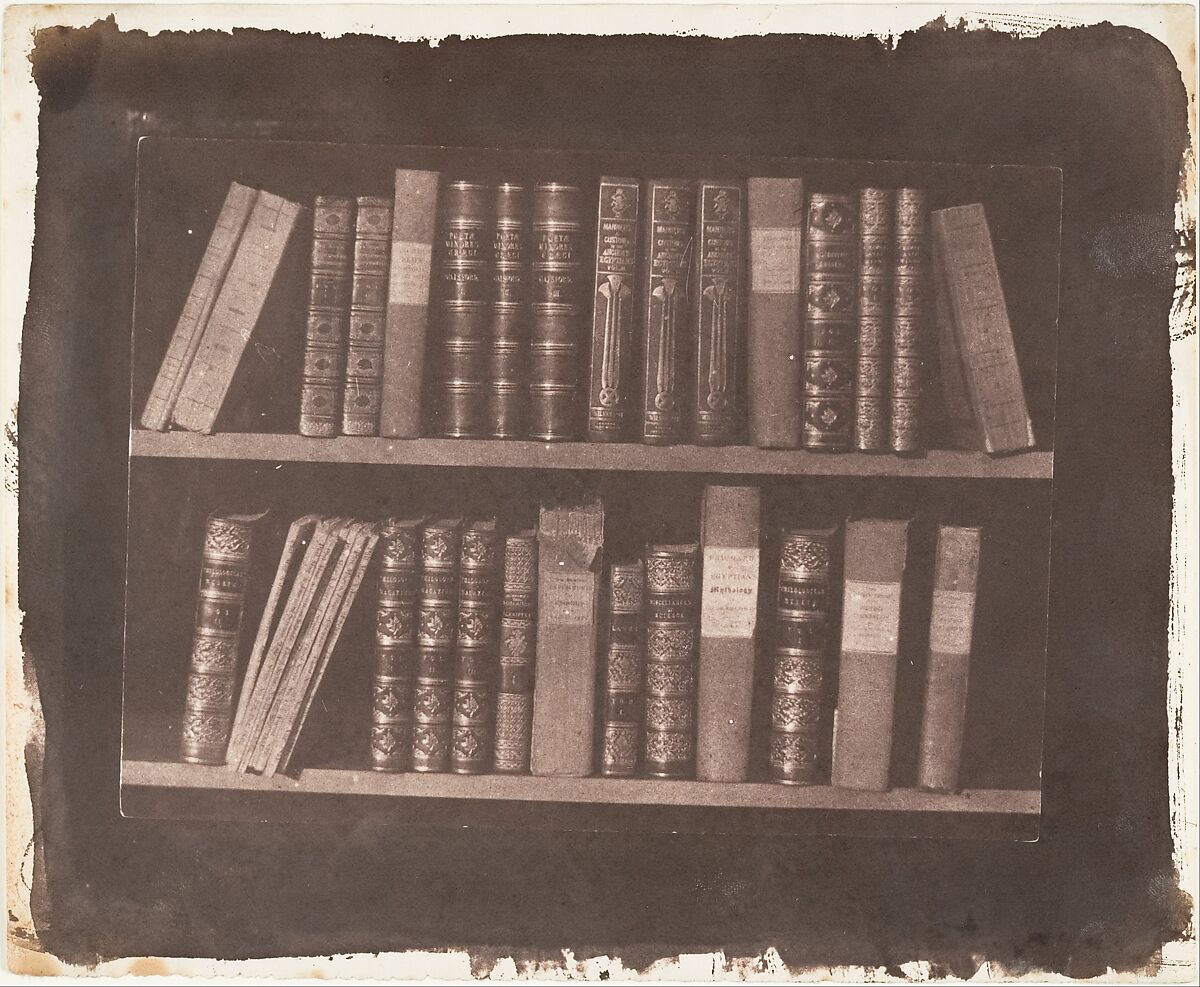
587, 178, 642, 442
530, 183, 588, 441
489, 183, 530, 438
340, 197, 392, 436
854, 188, 894, 452
452, 521, 502, 774
769, 527, 836, 785
493, 532, 538, 774
693, 182, 745, 446
641, 181, 695, 446
746, 177, 804, 449
531, 499, 604, 776
432, 181, 491, 438
599, 561, 645, 777
371, 519, 423, 772
931, 203, 1035, 454
802, 193, 858, 451
379, 169, 440, 439
181, 510, 266, 764
411, 518, 463, 772
917, 525, 982, 793
696, 486, 760, 782
643, 544, 700, 779
890, 189, 933, 453
831, 518, 910, 791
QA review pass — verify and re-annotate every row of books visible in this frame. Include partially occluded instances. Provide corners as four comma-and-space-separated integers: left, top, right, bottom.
140, 173, 1035, 456
181, 490, 984, 792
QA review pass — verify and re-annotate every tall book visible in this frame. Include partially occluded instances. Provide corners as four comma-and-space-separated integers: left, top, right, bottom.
890, 189, 932, 453
371, 519, 422, 772
932, 249, 987, 450
831, 518, 910, 791
917, 525, 982, 793
587, 178, 642, 442
693, 182, 745, 446
599, 561, 645, 777
696, 486, 760, 783
530, 499, 604, 776
493, 532, 538, 774
411, 518, 463, 772
802, 193, 858, 452
643, 544, 700, 779
769, 527, 836, 785
171, 190, 305, 434
340, 197, 392, 436
930, 203, 1034, 454
489, 183, 530, 438
452, 521, 502, 774
854, 188, 894, 452
180, 510, 265, 765
379, 169, 440, 439
530, 183, 588, 442
141, 182, 259, 431
746, 177, 804, 449
641, 180, 695, 445
432, 181, 491, 438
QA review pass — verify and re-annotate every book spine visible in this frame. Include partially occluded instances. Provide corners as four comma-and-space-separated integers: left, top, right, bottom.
341, 197, 392, 437
587, 178, 642, 442
931, 203, 1035, 454
769, 528, 835, 785
181, 512, 260, 765
371, 520, 422, 772
854, 188, 894, 452
379, 169, 440, 438
802, 193, 858, 451
141, 182, 259, 431
641, 181, 695, 445
600, 562, 645, 777
452, 522, 502, 774
932, 248, 986, 449
831, 519, 910, 791
746, 177, 804, 449
917, 525, 981, 793
643, 545, 700, 779
696, 486, 760, 783
493, 533, 538, 774
298, 196, 356, 437
488, 183, 530, 438
433, 181, 491, 438
530, 183, 588, 441
890, 189, 932, 453
411, 519, 463, 772
693, 182, 745, 446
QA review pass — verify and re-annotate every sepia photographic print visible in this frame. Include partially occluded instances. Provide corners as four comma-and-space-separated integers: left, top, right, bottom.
4, 3, 1196, 981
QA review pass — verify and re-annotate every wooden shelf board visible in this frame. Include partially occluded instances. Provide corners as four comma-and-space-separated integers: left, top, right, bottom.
129, 431, 1054, 480
121, 760, 1040, 814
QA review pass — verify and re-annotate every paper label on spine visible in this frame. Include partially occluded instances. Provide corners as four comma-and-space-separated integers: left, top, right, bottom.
841, 580, 902, 655
700, 547, 759, 638
929, 589, 976, 654
542, 568, 595, 627
389, 240, 433, 306
750, 228, 803, 293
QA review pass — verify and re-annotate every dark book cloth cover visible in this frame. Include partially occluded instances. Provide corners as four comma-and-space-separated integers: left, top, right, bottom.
341, 196, 393, 436
890, 188, 933, 453
488, 183, 531, 438
599, 561, 646, 777
493, 532, 538, 774
371, 519, 422, 772
411, 518, 463, 772
451, 520, 502, 774
854, 188, 893, 452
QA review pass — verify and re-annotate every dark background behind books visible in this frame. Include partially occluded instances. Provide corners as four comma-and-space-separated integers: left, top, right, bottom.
19, 22, 1188, 971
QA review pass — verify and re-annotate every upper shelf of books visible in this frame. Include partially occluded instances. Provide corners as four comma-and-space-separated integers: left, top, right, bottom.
130, 137, 1061, 472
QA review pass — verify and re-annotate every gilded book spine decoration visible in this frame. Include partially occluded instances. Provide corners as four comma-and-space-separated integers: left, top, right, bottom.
854, 188, 893, 451
803, 193, 858, 451
587, 178, 641, 442
600, 562, 646, 777
342, 196, 393, 436
489, 183, 530, 438
493, 532, 538, 774
890, 188, 932, 453
298, 196, 356, 437
371, 519, 422, 772
452, 521, 502, 774
181, 511, 264, 765
412, 518, 463, 772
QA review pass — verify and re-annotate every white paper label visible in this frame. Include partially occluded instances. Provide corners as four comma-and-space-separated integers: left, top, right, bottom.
841, 580, 903, 655
541, 568, 594, 627
700, 547, 759, 638
388, 240, 433, 306
750, 228, 803, 294
929, 589, 976, 654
